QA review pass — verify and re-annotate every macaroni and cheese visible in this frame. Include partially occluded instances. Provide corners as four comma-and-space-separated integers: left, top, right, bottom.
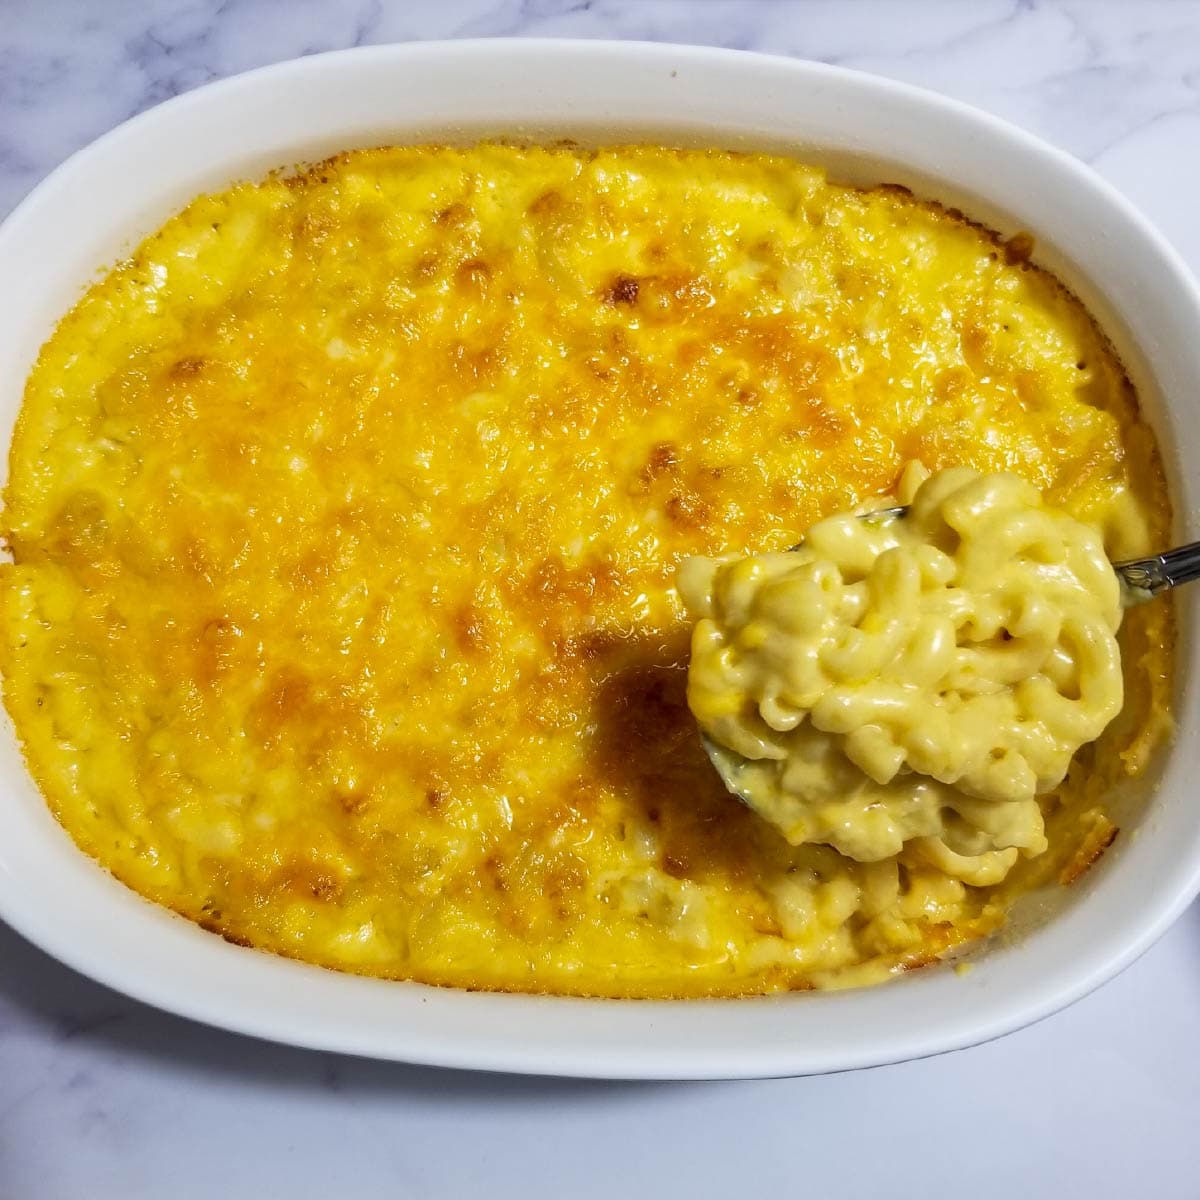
0, 144, 1173, 995
681, 465, 1126, 886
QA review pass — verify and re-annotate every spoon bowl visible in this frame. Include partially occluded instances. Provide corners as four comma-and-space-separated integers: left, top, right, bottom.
702, 519, 1200, 820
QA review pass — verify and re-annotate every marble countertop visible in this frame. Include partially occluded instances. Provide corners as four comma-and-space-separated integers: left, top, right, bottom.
3, 2, 1200, 1196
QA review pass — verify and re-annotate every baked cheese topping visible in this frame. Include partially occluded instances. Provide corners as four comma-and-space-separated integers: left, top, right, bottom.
681, 465, 1126, 885
0, 144, 1173, 995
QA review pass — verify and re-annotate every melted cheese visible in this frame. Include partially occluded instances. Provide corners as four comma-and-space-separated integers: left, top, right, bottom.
0, 144, 1173, 996
680, 465, 1127, 885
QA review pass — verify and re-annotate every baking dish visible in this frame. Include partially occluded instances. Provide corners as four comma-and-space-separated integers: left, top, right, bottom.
0, 39, 1197, 1079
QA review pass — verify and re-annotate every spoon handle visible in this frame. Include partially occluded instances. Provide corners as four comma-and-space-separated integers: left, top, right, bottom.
789, 507, 1198, 607
1114, 541, 1200, 604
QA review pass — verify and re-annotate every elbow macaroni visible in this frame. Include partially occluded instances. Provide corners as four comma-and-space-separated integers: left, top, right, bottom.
681, 466, 1125, 883
1, 144, 1171, 995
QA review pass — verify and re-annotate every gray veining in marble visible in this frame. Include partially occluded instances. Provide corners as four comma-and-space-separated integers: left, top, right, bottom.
2, 2, 1200, 1197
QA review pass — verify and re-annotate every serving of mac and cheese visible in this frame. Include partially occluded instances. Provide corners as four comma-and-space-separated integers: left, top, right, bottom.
682, 465, 1126, 887
0, 144, 1173, 996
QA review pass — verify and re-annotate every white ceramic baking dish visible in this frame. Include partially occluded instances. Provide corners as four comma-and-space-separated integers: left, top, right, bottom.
0, 40, 1198, 1080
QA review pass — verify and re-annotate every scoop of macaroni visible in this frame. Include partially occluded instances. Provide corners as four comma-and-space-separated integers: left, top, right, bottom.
679, 466, 1124, 883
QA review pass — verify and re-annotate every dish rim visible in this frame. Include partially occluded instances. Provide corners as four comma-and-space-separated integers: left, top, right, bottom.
1, 38, 1199, 1079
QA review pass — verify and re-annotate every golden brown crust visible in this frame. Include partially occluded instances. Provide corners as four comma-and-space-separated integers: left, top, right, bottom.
1059, 814, 1120, 886
0, 143, 1173, 998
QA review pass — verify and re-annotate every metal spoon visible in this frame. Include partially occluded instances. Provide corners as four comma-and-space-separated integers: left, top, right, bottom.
703, 509, 1200, 810
1110, 542, 1200, 604
794, 505, 1200, 605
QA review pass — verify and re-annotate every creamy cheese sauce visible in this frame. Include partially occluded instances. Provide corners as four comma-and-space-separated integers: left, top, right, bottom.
681, 465, 1127, 887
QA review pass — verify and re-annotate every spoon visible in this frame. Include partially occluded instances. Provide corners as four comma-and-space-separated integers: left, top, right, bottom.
794, 505, 1200, 604
703, 509, 1200, 810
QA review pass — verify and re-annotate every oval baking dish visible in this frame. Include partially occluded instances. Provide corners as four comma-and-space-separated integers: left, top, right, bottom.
0, 40, 1198, 1079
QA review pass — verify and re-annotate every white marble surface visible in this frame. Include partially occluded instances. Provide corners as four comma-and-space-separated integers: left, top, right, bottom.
3, 1, 1200, 1196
